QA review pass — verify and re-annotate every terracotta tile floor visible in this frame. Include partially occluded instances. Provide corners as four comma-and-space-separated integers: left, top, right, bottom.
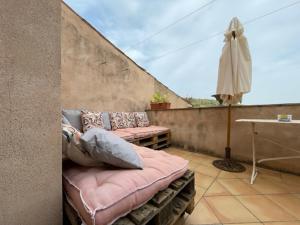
165, 147, 300, 225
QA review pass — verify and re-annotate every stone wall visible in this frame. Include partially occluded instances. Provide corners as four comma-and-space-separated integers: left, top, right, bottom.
61, 3, 191, 112
0, 1, 61, 224
147, 104, 300, 174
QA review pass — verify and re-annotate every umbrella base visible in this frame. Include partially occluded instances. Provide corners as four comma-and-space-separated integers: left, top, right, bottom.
213, 159, 246, 173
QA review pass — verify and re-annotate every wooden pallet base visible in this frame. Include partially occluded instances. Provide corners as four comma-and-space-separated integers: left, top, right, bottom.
64, 170, 195, 225
130, 130, 171, 150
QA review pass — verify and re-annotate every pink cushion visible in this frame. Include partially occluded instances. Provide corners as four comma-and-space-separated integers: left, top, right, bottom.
63, 145, 188, 225
111, 130, 135, 141
121, 126, 170, 139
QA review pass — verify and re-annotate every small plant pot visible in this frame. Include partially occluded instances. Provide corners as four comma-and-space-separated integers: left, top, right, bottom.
150, 102, 171, 110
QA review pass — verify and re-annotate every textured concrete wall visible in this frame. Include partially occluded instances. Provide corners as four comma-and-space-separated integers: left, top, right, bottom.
147, 104, 300, 174
61, 3, 191, 112
0, 1, 61, 225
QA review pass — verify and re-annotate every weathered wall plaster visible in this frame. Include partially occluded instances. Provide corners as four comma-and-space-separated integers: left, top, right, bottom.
148, 104, 300, 174
0, 0, 61, 224
61, 3, 191, 112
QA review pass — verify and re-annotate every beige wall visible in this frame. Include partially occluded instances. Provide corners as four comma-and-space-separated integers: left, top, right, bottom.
0, 1, 61, 224
147, 104, 300, 174
61, 3, 191, 112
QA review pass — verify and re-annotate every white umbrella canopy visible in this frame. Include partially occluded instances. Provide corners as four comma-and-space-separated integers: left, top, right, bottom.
216, 17, 252, 105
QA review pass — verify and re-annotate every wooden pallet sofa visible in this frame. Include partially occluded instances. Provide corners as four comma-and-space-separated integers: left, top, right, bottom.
62, 109, 194, 225
62, 109, 171, 150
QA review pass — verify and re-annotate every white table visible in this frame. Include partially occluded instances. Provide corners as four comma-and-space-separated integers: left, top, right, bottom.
236, 119, 300, 184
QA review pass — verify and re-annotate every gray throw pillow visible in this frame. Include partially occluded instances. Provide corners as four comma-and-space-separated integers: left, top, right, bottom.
62, 115, 71, 125
102, 112, 112, 130
80, 128, 143, 169
62, 133, 104, 167
62, 109, 82, 131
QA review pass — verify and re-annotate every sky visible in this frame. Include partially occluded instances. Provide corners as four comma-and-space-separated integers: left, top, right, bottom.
64, 0, 300, 105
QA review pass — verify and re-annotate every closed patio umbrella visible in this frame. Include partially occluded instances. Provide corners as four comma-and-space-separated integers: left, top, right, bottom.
213, 17, 252, 172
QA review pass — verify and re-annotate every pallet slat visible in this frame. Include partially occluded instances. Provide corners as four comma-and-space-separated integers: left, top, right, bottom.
128, 203, 158, 225
112, 169, 195, 225
151, 188, 175, 207
113, 218, 135, 225
129, 130, 171, 150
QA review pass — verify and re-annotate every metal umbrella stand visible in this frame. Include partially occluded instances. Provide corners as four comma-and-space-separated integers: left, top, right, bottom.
212, 101, 246, 172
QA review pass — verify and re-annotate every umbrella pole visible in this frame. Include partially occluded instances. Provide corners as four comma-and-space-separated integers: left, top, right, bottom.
225, 104, 231, 159
212, 102, 246, 172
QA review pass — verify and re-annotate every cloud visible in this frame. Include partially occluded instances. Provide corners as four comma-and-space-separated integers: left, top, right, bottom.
64, 0, 300, 104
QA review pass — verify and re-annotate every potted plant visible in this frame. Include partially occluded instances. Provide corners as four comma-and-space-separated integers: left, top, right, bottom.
150, 92, 171, 110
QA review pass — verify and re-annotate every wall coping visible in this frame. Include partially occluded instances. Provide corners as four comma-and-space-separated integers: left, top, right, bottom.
146, 103, 300, 111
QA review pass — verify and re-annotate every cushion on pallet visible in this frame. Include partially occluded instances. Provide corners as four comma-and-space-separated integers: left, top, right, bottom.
120, 126, 170, 139
111, 129, 135, 141
63, 145, 188, 225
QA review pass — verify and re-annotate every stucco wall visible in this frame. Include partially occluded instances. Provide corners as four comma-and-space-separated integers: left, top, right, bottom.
61, 3, 191, 112
147, 104, 300, 174
0, 1, 61, 224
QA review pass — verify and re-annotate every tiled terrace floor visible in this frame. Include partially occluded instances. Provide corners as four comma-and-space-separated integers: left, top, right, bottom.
164, 147, 300, 225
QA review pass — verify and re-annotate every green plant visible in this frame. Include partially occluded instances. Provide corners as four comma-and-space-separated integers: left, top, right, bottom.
151, 92, 169, 103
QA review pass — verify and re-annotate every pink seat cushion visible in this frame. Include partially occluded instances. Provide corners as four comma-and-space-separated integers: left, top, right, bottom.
111, 129, 135, 141
63, 145, 188, 225
121, 126, 170, 139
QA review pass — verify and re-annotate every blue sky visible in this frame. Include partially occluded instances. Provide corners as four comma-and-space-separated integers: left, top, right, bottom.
64, 0, 300, 105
